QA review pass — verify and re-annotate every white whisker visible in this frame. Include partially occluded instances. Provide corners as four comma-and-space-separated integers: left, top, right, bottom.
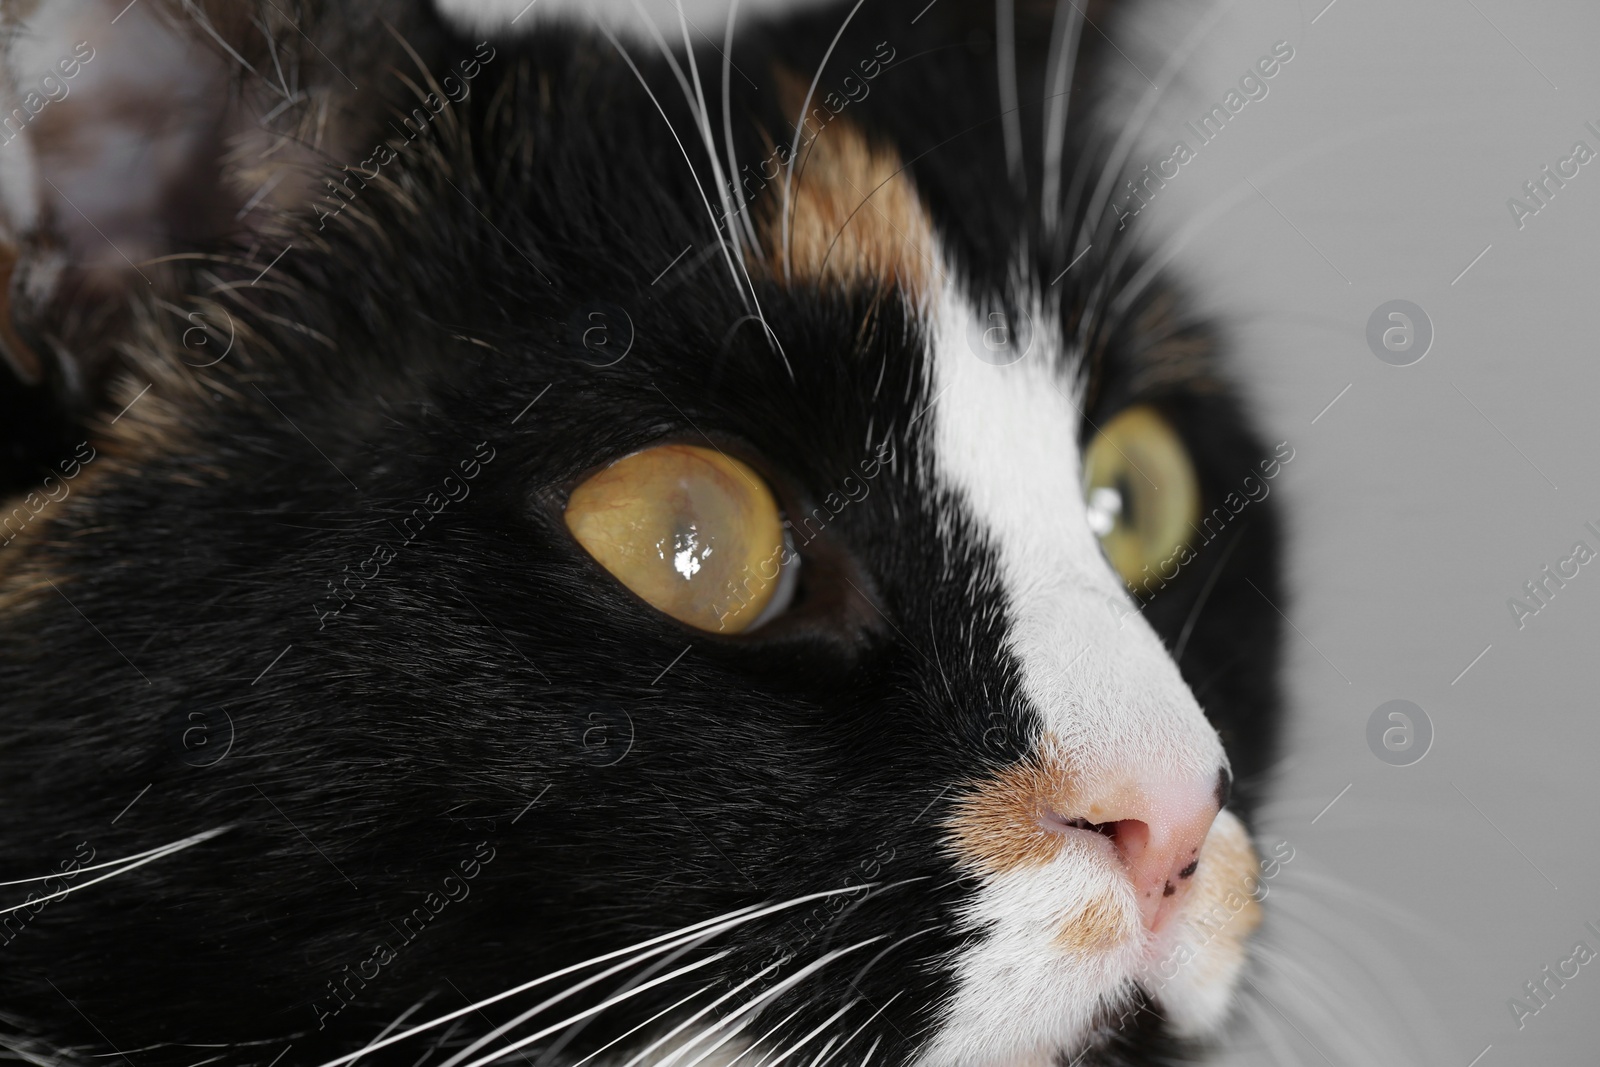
535, 934, 708, 1065
778, 0, 867, 283
0, 828, 230, 887
562, 982, 720, 1067
408, 1018, 468, 1067
352, 998, 430, 1067
0, 1035, 58, 1067
844, 927, 939, 990
620, 9, 791, 379
632, 0, 745, 264
721, 0, 761, 254
1064, 0, 1237, 266
675, 0, 743, 259
601, 24, 750, 313
452, 952, 732, 1067
1039, 0, 1086, 234
319, 887, 876, 1067
806, 991, 900, 1067
0, 828, 230, 917
608, 959, 788, 1067
726, 1005, 808, 1067
802, 1036, 838, 1067
748, 998, 859, 1067
653, 938, 886, 1067
435, 937, 723, 1067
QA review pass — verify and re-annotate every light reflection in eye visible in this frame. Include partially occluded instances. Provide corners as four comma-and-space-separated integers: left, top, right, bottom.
672, 525, 708, 580
1085, 486, 1123, 537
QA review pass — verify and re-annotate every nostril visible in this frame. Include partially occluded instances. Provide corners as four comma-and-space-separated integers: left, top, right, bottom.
1039, 805, 1117, 837
1106, 818, 1150, 870
1043, 780, 1223, 934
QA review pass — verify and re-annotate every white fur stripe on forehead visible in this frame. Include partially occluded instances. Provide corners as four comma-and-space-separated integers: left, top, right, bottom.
916, 270, 1236, 1065
921, 274, 1223, 788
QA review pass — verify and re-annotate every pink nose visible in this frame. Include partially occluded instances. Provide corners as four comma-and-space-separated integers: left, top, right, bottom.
1047, 769, 1228, 933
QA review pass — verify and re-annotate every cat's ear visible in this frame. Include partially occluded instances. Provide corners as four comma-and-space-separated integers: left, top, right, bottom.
0, 0, 437, 407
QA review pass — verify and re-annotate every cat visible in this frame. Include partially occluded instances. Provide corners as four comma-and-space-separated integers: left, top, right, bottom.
0, 1, 1286, 1065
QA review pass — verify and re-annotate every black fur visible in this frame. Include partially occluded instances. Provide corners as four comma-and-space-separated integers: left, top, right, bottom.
0, 2, 1281, 1065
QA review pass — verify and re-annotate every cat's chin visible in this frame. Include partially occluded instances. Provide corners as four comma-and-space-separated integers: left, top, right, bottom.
910, 811, 1264, 1067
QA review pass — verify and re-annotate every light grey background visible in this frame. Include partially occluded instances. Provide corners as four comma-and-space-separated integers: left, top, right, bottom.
1117, 1, 1600, 1063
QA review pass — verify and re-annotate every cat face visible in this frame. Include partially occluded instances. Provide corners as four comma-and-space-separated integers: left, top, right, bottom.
0, 2, 1284, 1065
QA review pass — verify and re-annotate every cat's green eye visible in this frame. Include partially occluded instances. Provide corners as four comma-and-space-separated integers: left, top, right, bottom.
1082, 405, 1200, 591
564, 444, 795, 634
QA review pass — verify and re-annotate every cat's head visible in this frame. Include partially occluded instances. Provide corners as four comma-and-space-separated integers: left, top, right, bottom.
0, 2, 1284, 1065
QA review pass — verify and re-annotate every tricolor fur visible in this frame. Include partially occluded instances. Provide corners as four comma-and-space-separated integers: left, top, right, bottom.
0, 2, 1284, 1066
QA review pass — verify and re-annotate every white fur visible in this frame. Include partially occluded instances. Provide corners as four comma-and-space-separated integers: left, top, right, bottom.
919, 839, 1145, 1067
913, 269, 1236, 1065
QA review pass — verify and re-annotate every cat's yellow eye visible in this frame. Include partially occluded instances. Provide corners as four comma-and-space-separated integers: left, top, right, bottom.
564, 444, 793, 634
1082, 406, 1200, 590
